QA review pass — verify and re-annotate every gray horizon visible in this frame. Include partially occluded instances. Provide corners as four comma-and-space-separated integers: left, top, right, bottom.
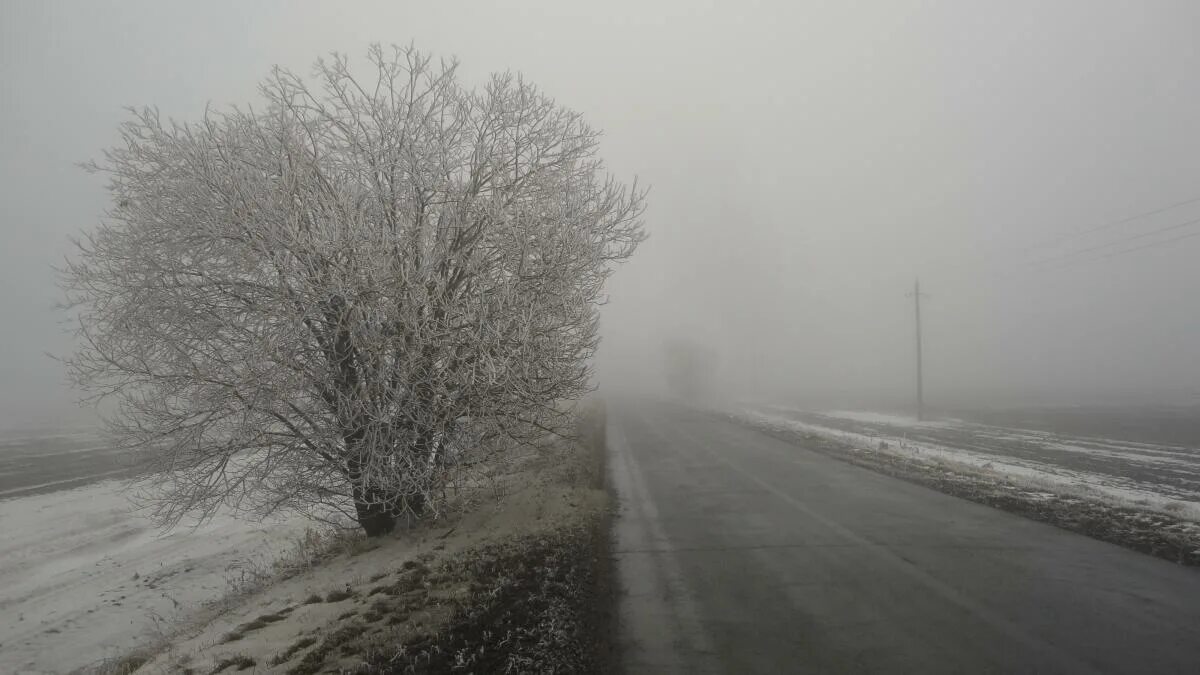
5, 0, 1200, 429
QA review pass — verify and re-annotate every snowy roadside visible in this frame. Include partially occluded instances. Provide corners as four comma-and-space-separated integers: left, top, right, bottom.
729, 409, 1200, 566
754, 409, 1200, 520
0, 479, 317, 674
91, 405, 613, 675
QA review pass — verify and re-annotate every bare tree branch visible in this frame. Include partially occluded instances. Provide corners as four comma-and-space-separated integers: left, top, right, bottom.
62, 45, 645, 536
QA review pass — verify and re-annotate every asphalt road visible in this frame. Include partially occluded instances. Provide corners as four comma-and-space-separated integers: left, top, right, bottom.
609, 401, 1200, 674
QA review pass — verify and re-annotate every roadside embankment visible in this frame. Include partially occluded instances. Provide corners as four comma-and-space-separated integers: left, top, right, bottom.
98, 403, 612, 675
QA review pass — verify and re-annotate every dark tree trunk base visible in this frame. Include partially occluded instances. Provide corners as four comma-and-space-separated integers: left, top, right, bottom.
356, 503, 397, 537
353, 493, 427, 537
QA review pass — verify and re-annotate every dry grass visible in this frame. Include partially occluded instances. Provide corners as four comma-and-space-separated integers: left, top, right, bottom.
323, 587, 356, 603
348, 520, 608, 674
276, 401, 614, 674
208, 654, 255, 673
82, 651, 156, 675
269, 637, 317, 666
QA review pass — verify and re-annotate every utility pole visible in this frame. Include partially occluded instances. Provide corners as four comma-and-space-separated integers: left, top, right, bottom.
909, 279, 927, 422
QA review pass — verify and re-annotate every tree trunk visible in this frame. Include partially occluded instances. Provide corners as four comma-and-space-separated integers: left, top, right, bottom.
345, 427, 432, 537
352, 490, 427, 537
354, 498, 397, 537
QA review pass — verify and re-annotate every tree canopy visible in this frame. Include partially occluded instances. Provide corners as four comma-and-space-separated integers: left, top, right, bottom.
63, 45, 645, 535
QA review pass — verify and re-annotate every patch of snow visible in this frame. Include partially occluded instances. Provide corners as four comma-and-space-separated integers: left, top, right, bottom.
0, 479, 314, 674
820, 410, 956, 428
742, 409, 1200, 523
1040, 441, 1199, 468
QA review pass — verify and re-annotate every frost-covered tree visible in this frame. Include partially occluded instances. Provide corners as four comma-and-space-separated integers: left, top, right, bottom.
63, 46, 645, 536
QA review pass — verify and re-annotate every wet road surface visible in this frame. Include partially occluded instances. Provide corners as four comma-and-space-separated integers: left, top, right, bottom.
610, 401, 1200, 674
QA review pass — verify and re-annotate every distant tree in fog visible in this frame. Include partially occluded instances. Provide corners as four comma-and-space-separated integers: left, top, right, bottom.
663, 338, 716, 402
62, 45, 645, 536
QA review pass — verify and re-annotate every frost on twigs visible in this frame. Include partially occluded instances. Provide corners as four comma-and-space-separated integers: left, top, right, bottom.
62, 45, 645, 536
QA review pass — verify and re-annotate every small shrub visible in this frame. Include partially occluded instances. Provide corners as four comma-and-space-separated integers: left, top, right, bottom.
270, 636, 318, 666
286, 625, 362, 675
209, 654, 255, 673
90, 652, 152, 675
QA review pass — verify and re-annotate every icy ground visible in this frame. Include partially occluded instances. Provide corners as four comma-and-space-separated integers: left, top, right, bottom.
750, 406, 1200, 520
0, 478, 313, 674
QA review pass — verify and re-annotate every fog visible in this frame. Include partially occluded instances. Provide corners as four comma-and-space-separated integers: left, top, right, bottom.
4, 0, 1200, 428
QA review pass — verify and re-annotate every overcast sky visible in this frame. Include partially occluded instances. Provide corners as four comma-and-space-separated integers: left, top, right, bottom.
4, 1, 1200, 428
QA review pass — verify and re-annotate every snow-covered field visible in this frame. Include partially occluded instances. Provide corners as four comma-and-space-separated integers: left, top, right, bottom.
748, 407, 1200, 521
0, 477, 313, 674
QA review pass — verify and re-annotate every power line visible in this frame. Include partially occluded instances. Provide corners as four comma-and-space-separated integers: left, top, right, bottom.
917, 193, 1200, 278
1026, 227, 1200, 275
1025, 214, 1200, 269
1015, 194, 1200, 255
1105, 228, 1200, 259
